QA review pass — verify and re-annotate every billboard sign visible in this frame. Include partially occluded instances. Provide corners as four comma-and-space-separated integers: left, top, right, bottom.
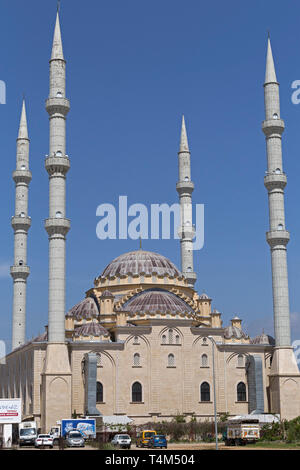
0, 399, 22, 424
61, 419, 96, 438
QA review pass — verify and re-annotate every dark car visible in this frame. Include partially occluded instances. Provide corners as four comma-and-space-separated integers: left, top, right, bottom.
148, 434, 167, 449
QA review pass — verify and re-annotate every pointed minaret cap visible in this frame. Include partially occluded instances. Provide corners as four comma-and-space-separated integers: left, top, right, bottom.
179, 115, 189, 152
18, 99, 28, 140
264, 36, 277, 84
51, 11, 64, 61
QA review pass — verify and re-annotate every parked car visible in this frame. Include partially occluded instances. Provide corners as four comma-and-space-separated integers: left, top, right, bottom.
35, 434, 54, 449
136, 430, 157, 447
65, 431, 85, 447
111, 434, 131, 449
148, 434, 167, 449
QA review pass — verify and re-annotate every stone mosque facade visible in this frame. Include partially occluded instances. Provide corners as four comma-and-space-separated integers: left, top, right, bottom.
1, 11, 300, 432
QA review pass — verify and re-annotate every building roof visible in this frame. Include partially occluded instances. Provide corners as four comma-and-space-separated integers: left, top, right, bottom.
66, 297, 99, 320
101, 250, 181, 279
121, 289, 194, 316
74, 322, 109, 338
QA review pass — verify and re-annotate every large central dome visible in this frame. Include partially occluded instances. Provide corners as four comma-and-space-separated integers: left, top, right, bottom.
101, 250, 181, 278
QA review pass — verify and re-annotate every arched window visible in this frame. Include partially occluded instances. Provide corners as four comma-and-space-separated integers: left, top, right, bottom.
237, 354, 244, 367
96, 353, 102, 366
96, 382, 103, 402
200, 382, 210, 402
175, 335, 180, 344
162, 334, 166, 344
168, 353, 175, 367
133, 353, 140, 367
168, 329, 173, 344
133, 336, 139, 344
237, 382, 246, 402
132, 382, 142, 403
201, 354, 208, 367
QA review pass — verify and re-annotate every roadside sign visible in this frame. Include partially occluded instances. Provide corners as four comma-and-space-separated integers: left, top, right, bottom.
0, 399, 22, 424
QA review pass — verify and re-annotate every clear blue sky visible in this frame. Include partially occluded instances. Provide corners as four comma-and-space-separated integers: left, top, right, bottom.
1, 0, 300, 352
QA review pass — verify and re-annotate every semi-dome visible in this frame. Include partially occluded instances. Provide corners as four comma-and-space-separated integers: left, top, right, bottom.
101, 250, 181, 279
74, 322, 110, 338
121, 289, 194, 316
224, 324, 249, 340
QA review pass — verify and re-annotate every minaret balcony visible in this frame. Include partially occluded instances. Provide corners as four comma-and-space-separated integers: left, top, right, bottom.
45, 97, 70, 116
264, 172, 287, 191
11, 216, 31, 232
13, 170, 32, 185
266, 230, 290, 248
178, 224, 195, 240
45, 155, 70, 176
176, 181, 194, 195
10, 265, 30, 280
45, 217, 71, 237
184, 271, 197, 286
262, 119, 285, 136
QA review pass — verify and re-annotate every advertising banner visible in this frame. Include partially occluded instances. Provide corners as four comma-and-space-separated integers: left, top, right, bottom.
0, 399, 22, 424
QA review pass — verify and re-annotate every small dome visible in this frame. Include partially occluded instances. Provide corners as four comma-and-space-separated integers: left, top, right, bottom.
101, 250, 181, 279
199, 293, 211, 300
74, 322, 109, 338
121, 289, 194, 316
67, 297, 99, 320
224, 325, 248, 340
100, 290, 114, 298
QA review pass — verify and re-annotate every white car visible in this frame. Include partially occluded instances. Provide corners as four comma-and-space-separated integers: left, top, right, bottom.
35, 434, 54, 448
111, 434, 131, 449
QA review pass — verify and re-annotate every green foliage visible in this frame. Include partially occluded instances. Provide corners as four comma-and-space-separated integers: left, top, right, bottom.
259, 416, 300, 443
219, 412, 229, 423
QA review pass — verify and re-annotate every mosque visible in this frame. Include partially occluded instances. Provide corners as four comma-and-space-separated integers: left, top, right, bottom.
0, 10, 300, 432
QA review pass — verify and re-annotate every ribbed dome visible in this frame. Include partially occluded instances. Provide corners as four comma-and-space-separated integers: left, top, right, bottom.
121, 289, 194, 315
101, 250, 181, 278
66, 297, 99, 320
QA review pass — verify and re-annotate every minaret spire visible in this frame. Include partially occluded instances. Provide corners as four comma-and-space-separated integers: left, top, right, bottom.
11, 99, 32, 349
176, 115, 196, 287
18, 100, 28, 139
51, 10, 64, 61
264, 35, 277, 85
262, 37, 300, 419
180, 115, 189, 152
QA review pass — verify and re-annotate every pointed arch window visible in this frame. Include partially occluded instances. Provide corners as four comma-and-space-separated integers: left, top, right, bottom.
237, 354, 244, 367
237, 382, 246, 402
168, 329, 173, 344
96, 382, 103, 402
168, 353, 175, 367
200, 382, 210, 402
201, 354, 208, 367
132, 382, 142, 403
133, 353, 140, 367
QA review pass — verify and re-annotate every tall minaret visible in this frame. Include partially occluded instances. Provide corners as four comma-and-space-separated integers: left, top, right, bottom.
176, 116, 197, 287
41, 9, 72, 432
11, 100, 32, 350
45, 10, 70, 342
262, 36, 300, 419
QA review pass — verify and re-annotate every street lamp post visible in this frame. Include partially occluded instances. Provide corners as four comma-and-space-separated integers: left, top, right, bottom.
208, 335, 218, 450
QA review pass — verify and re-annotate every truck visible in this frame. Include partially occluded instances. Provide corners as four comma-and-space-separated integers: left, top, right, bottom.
18, 421, 38, 446
223, 418, 260, 446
